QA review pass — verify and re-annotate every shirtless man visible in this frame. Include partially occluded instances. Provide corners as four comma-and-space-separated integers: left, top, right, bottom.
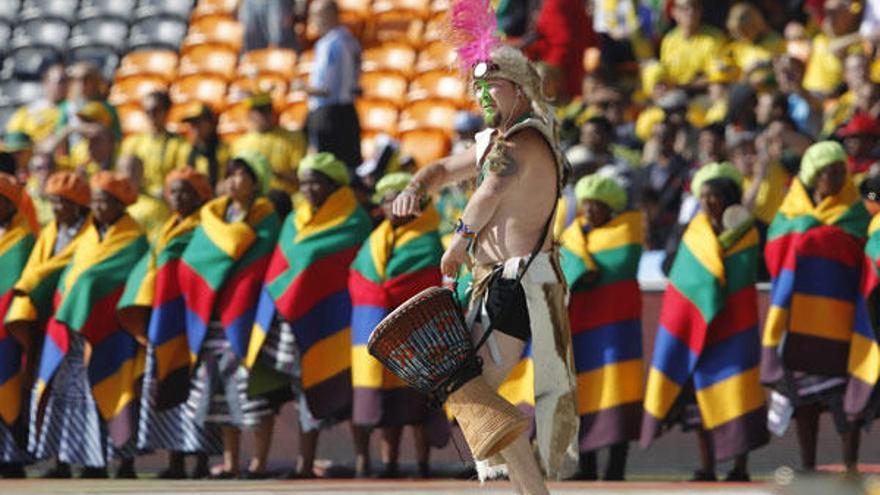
393, 45, 578, 495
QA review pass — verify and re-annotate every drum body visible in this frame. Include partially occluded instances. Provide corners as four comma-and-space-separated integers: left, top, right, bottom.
368, 287, 528, 459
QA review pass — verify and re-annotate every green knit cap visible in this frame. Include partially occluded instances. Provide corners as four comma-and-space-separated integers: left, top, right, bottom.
574, 174, 627, 212
232, 150, 272, 196
799, 140, 848, 187
691, 162, 743, 198
298, 152, 350, 186
372, 172, 412, 203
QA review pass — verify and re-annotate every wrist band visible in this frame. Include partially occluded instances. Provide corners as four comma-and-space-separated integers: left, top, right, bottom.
455, 218, 478, 239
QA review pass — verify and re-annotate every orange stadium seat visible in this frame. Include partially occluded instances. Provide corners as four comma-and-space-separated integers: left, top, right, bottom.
182, 15, 244, 53
360, 133, 378, 162
190, 0, 241, 21
217, 102, 251, 140
362, 42, 417, 76
430, 0, 448, 14
372, 0, 431, 16
228, 74, 289, 107
238, 48, 298, 79
407, 70, 467, 105
117, 103, 151, 135
415, 41, 456, 73
297, 50, 314, 77
399, 128, 450, 167
368, 9, 426, 46
338, 0, 372, 16
109, 75, 169, 107
421, 13, 445, 45
170, 74, 229, 112
356, 98, 400, 135
115, 50, 179, 82
178, 45, 239, 80
279, 100, 308, 131
360, 71, 409, 107
165, 102, 200, 134
398, 99, 457, 133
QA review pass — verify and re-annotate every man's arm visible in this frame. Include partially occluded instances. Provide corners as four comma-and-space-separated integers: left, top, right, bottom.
391, 144, 479, 217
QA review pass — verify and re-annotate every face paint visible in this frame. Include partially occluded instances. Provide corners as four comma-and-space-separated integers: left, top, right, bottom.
478, 79, 495, 125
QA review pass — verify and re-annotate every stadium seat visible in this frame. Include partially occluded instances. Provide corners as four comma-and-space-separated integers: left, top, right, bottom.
19, 0, 78, 23
1, 79, 42, 105
0, 22, 11, 56
338, 0, 371, 17
360, 71, 409, 107
368, 9, 426, 46
12, 18, 70, 52
78, 0, 138, 21
407, 70, 467, 105
362, 42, 417, 76
2, 46, 62, 80
279, 100, 308, 132
372, 0, 431, 16
217, 102, 250, 140
0, 104, 17, 132
191, 0, 240, 20
421, 12, 445, 44
117, 102, 152, 135
0, 1, 18, 23
182, 15, 244, 53
305, 14, 365, 43
399, 128, 450, 167
356, 98, 400, 135
238, 48, 298, 79
170, 74, 229, 112
116, 50, 179, 82
430, 0, 448, 14
415, 41, 456, 73
135, 0, 196, 22
165, 101, 200, 134
129, 17, 189, 51
297, 50, 313, 77
109, 75, 169, 107
69, 17, 130, 52
398, 99, 457, 133
179, 45, 239, 80
228, 74, 289, 107
67, 45, 120, 82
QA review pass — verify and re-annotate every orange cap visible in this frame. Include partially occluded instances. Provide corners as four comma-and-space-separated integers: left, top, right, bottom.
89, 171, 138, 206
165, 167, 213, 202
45, 171, 91, 207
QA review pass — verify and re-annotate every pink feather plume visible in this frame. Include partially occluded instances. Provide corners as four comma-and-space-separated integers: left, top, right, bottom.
448, 0, 500, 72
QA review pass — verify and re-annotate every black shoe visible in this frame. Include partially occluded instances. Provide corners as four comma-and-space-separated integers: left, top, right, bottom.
241, 470, 270, 480
690, 470, 717, 482
569, 469, 599, 481
724, 469, 750, 482
283, 469, 316, 479
41, 463, 71, 479
190, 464, 210, 480
208, 470, 238, 480
377, 463, 399, 479
603, 470, 625, 482
79, 467, 109, 479
158, 467, 187, 479
1, 463, 25, 479
115, 461, 137, 479
416, 462, 430, 479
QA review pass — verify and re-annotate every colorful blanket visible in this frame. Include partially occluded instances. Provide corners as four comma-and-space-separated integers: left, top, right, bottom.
6, 218, 90, 327
349, 205, 443, 427
0, 213, 35, 426
179, 197, 280, 364
762, 179, 876, 415
34, 214, 148, 448
246, 187, 371, 419
118, 213, 200, 411
641, 213, 768, 461
560, 211, 643, 452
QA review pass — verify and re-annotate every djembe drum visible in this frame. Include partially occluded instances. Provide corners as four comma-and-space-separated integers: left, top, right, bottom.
368, 286, 529, 459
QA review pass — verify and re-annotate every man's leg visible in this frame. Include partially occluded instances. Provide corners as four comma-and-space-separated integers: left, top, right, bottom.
249, 415, 274, 474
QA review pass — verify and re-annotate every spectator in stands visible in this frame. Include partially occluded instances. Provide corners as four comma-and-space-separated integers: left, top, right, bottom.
725, 2, 785, 75
696, 123, 727, 167
822, 53, 870, 136
803, 0, 865, 96
523, 0, 594, 99
1, 132, 34, 174
301, 0, 362, 171
117, 155, 170, 242
657, 90, 698, 163
774, 55, 823, 138
180, 102, 229, 189
855, 81, 880, 120
56, 63, 121, 145
838, 112, 880, 178
592, 0, 652, 71
5, 63, 67, 144
239, 0, 299, 52
639, 120, 689, 251
580, 116, 637, 200
39, 102, 116, 175
659, 0, 726, 90
231, 93, 306, 194
118, 91, 192, 199
25, 153, 56, 227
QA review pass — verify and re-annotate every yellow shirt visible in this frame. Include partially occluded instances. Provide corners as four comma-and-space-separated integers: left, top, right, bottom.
191, 141, 232, 184
119, 132, 193, 198
634, 104, 706, 142
56, 140, 104, 175
726, 33, 784, 73
127, 193, 171, 243
745, 162, 790, 224
704, 100, 728, 125
821, 90, 856, 137
660, 25, 726, 86
26, 179, 53, 227
5, 101, 62, 143
231, 127, 307, 194
803, 33, 862, 94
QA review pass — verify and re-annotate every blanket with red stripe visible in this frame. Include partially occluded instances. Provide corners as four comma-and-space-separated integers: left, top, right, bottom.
245, 187, 371, 419
641, 213, 768, 461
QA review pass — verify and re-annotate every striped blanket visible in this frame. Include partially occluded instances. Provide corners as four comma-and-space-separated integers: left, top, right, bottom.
0, 213, 35, 426
762, 179, 877, 415
246, 187, 371, 419
560, 211, 643, 452
179, 197, 280, 365
641, 213, 768, 461
34, 214, 148, 449
118, 213, 200, 411
349, 204, 443, 427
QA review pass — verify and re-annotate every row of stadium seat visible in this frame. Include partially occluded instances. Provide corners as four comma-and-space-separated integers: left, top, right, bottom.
0, 0, 195, 24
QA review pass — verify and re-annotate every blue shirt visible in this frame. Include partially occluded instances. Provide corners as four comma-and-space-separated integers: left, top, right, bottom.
309, 27, 361, 110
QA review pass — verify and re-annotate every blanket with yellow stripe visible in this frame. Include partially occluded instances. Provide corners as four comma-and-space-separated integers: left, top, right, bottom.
0, 213, 35, 426
179, 197, 280, 365
34, 214, 148, 449
560, 211, 643, 453
641, 213, 768, 461
118, 213, 200, 411
246, 187, 371, 419
349, 205, 443, 428
761, 179, 877, 416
